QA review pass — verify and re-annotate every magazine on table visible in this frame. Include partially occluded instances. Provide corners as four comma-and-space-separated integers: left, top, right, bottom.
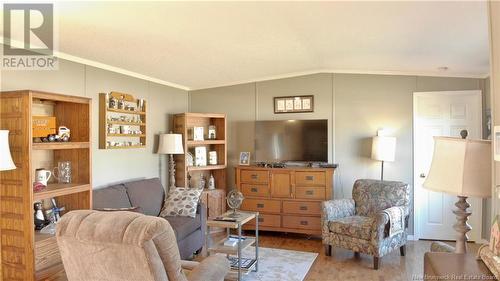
227, 256, 256, 269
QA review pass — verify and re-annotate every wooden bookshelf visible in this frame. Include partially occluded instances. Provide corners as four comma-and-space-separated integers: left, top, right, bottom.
173, 113, 227, 190
0, 90, 92, 281
99, 92, 147, 149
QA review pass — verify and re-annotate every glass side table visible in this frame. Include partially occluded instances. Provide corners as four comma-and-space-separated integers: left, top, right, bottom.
206, 211, 259, 281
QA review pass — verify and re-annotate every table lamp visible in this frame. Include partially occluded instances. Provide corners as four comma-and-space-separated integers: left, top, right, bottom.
423, 135, 491, 254
371, 133, 396, 181
158, 133, 184, 190
0, 130, 16, 171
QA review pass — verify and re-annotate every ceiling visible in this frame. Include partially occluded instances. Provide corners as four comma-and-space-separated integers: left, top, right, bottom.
6, 1, 492, 90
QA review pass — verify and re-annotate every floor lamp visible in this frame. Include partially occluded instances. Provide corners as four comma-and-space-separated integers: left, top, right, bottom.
371, 134, 396, 181
423, 136, 491, 254
157, 133, 184, 190
0, 130, 16, 171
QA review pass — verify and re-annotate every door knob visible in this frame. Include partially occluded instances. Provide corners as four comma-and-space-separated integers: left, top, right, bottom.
420, 173, 426, 178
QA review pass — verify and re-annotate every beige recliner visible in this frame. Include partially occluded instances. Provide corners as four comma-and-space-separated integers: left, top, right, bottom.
56, 210, 229, 281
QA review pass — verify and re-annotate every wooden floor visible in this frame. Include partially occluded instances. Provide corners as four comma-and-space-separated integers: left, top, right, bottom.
44, 231, 480, 281
232, 231, 480, 281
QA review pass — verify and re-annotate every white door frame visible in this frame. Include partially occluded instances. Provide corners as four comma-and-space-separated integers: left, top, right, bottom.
413, 90, 483, 241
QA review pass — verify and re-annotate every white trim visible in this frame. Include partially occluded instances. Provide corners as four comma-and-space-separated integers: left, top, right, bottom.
3, 36, 488, 91
407, 235, 417, 241
56, 52, 190, 91
190, 69, 489, 90
0, 37, 191, 91
412, 90, 483, 242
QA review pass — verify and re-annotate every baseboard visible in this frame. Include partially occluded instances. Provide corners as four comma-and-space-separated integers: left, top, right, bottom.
407, 235, 416, 241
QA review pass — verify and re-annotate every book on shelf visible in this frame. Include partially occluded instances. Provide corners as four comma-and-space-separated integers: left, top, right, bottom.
227, 256, 256, 270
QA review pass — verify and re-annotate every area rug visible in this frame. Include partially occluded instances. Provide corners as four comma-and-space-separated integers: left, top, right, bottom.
236, 247, 318, 281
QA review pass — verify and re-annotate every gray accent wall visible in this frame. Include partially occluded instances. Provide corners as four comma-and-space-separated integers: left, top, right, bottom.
189, 73, 488, 236
1, 59, 188, 188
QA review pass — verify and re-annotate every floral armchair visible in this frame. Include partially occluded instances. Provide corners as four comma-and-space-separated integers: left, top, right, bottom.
322, 179, 410, 269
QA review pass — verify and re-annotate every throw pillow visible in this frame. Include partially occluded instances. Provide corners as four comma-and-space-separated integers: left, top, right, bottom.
160, 188, 202, 218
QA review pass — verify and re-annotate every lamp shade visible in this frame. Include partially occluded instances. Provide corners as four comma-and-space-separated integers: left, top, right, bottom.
157, 134, 184, 154
371, 136, 396, 162
0, 130, 16, 171
423, 137, 491, 198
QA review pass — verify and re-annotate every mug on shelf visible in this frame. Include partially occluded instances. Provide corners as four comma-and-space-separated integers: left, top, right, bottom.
53, 161, 72, 184
35, 168, 52, 186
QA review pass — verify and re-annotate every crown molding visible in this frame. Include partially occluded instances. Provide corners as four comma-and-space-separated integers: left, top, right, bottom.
0, 37, 191, 91
189, 68, 489, 91
2, 37, 488, 92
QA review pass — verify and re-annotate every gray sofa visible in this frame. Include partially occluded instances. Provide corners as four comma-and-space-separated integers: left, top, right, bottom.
92, 178, 206, 259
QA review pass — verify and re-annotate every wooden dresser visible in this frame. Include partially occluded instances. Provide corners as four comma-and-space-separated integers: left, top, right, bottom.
235, 166, 334, 235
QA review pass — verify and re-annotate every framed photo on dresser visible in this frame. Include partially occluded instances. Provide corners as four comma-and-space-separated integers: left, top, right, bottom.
239, 152, 250, 165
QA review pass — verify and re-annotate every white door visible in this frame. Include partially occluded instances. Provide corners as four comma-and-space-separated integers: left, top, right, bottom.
414, 90, 483, 241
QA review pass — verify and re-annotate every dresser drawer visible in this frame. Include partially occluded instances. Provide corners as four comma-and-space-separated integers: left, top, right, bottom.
283, 201, 321, 215
282, 215, 321, 230
247, 214, 281, 228
295, 172, 326, 186
241, 170, 269, 184
241, 199, 281, 213
295, 187, 326, 200
241, 184, 270, 197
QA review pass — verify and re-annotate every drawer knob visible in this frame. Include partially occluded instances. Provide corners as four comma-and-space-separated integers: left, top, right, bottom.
251, 174, 258, 179
300, 221, 309, 226
305, 176, 314, 181
251, 187, 258, 192
257, 203, 264, 208
258, 217, 264, 222
305, 190, 314, 195
299, 206, 308, 211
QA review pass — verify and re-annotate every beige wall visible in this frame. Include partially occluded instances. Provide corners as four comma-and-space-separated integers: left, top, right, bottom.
189, 73, 487, 236
1, 59, 188, 188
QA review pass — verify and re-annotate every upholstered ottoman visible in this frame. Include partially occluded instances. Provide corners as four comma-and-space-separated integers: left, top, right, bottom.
424, 252, 495, 281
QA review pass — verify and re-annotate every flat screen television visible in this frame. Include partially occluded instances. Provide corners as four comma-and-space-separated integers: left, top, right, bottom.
255, 119, 328, 163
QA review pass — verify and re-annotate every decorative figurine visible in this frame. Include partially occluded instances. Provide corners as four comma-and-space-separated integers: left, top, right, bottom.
208, 125, 216, 140
226, 190, 245, 218
209, 151, 218, 165
50, 198, 65, 223
109, 95, 117, 109
208, 174, 215, 190
137, 99, 145, 111
199, 174, 206, 189
34, 202, 49, 230
117, 96, 124, 110
42, 126, 71, 142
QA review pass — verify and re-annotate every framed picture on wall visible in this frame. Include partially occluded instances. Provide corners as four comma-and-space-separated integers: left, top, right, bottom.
274, 95, 314, 113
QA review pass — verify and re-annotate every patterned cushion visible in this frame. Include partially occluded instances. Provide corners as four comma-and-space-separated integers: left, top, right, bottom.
328, 215, 374, 240
159, 188, 202, 218
352, 179, 409, 216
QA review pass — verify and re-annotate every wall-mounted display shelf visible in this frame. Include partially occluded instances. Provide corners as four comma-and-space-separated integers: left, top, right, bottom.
173, 113, 227, 190
99, 92, 147, 149
0, 90, 92, 281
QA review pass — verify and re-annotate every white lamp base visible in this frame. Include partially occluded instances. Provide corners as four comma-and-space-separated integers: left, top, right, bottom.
453, 196, 472, 254
169, 154, 176, 190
